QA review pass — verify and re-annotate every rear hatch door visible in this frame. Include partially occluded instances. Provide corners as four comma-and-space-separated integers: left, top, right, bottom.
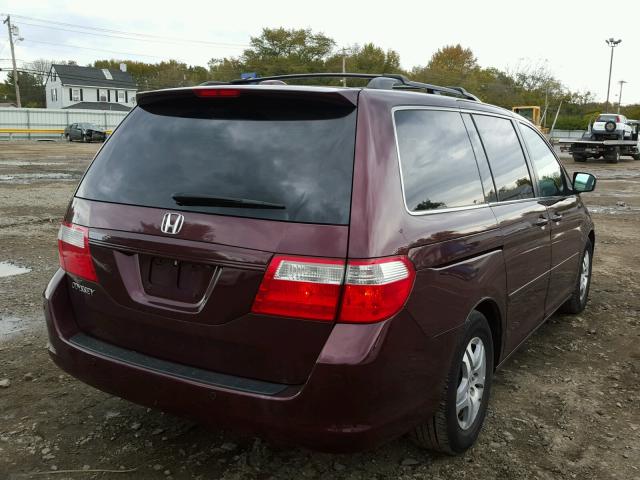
66, 86, 359, 385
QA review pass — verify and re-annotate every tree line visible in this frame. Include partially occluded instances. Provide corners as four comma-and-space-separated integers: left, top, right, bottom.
2, 27, 637, 128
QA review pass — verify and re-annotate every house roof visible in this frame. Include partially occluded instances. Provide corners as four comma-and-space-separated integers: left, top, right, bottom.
51, 64, 136, 89
63, 102, 132, 112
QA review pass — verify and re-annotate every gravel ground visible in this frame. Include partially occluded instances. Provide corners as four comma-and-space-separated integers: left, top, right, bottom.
0, 141, 639, 480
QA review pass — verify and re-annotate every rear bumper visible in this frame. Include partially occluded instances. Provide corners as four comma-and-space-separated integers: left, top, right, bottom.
44, 269, 459, 452
592, 130, 623, 140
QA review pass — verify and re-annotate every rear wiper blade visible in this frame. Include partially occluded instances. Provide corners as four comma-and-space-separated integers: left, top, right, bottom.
172, 193, 286, 209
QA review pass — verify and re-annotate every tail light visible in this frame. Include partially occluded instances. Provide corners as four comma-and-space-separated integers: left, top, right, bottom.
616, 116, 621, 123
57, 222, 97, 282
193, 88, 241, 98
339, 257, 415, 323
251, 256, 344, 321
251, 255, 415, 323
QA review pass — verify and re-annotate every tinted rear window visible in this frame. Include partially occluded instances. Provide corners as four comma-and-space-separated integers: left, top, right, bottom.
472, 115, 534, 202
597, 115, 618, 122
394, 109, 485, 212
76, 93, 357, 225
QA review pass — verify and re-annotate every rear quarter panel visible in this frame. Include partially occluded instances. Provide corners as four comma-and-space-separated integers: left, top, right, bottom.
349, 91, 507, 339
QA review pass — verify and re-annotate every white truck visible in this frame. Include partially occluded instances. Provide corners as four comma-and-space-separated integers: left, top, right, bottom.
557, 118, 640, 163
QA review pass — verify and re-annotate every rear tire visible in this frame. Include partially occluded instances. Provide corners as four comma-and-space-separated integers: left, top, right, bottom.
411, 311, 494, 455
632, 154, 640, 161
559, 238, 593, 314
572, 154, 587, 162
605, 148, 620, 163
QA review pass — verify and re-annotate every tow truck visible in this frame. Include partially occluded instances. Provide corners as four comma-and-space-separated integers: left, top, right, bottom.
556, 120, 640, 163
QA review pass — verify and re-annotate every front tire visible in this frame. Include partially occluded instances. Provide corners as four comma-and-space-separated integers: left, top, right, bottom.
559, 238, 593, 314
572, 153, 587, 162
411, 311, 494, 454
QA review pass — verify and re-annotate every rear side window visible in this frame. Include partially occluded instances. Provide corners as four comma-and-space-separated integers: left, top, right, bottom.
76, 94, 357, 225
473, 115, 534, 202
520, 124, 567, 197
394, 109, 485, 212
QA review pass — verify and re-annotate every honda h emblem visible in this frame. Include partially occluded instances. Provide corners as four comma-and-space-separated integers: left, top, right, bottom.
160, 213, 184, 234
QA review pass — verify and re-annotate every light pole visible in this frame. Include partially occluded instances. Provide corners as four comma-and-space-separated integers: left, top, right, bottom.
340, 48, 349, 87
617, 80, 627, 114
605, 38, 621, 111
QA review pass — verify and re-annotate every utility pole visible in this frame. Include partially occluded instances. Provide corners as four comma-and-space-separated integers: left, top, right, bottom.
341, 48, 347, 87
605, 38, 621, 111
3, 15, 21, 108
617, 80, 627, 114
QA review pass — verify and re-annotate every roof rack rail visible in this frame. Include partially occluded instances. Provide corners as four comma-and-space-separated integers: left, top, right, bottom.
201, 73, 480, 101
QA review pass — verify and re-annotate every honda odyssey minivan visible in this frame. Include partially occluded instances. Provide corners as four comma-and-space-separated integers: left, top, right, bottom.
44, 73, 596, 454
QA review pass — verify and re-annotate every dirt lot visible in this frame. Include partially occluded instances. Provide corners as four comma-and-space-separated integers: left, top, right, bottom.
0, 141, 638, 480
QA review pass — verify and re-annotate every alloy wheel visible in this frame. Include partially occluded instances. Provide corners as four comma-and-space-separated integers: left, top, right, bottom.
579, 250, 590, 302
456, 337, 486, 430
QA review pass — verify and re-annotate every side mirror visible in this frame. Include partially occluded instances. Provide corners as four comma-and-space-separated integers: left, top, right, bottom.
573, 172, 596, 193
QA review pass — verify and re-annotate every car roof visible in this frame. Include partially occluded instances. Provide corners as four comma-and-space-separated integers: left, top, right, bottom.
137, 81, 525, 126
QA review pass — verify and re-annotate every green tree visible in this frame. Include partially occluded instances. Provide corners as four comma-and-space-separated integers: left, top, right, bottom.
428, 44, 478, 74
411, 44, 481, 93
241, 27, 334, 77
2, 72, 45, 107
208, 57, 245, 82
326, 43, 403, 75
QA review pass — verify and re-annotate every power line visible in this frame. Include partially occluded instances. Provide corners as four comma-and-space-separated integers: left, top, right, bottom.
21, 39, 183, 61
8, 14, 250, 48
15, 21, 247, 50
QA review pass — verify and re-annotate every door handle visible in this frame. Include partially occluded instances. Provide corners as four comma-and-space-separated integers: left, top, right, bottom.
535, 216, 549, 227
550, 213, 563, 222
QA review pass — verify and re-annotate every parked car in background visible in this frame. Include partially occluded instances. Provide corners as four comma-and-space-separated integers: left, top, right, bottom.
45, 73, 597, 455
64, 123, 106, 142
591, 113, 633, 140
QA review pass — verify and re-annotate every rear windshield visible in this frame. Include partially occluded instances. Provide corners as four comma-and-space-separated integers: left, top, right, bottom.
597, 115, 618, 122
76, 93, 357, 225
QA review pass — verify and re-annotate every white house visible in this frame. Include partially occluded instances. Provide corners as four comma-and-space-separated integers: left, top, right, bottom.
45, 64, 137, 111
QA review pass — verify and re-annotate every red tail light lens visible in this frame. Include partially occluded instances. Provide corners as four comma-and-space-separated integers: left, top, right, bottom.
57, 222, 97, 282
338, 257, 415, 323
252, 255, 415, 323
616, 116, 622, 123
251, 256, 344, 321
193, 88, 241, 98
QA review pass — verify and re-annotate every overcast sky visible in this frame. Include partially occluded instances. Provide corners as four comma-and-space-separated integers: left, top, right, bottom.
2, 0, 639, 104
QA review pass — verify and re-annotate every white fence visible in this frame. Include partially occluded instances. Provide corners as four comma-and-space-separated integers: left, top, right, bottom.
0, 107, 129, 140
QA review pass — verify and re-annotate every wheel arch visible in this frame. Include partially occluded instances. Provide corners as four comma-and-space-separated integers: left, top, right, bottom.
471, 298, 503, 370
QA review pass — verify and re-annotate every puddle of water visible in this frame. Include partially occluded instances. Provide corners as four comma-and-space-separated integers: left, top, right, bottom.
586, 205, 640, 215
0, 161, 61, 166
0, 173, 74, 183
0, 261, 31, 278
589, 170, 640, 180
0, 315, 41, 341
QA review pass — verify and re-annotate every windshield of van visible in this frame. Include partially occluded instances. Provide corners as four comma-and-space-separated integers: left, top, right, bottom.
76, 94, 357, 225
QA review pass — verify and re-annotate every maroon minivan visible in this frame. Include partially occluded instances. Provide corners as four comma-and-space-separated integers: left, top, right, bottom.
44, 74, 597, 454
